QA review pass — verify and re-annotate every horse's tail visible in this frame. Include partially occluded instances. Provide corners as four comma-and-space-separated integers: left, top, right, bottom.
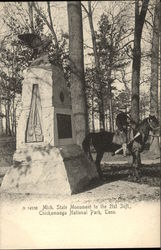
82, 133, 94, 161
82, 133, 92, 154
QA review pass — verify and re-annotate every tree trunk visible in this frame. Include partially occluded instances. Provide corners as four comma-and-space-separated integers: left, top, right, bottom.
67, 1, 88, 145
109, 84, 114, 132
150, 0, 159, 118
109, 108, 112, 132
131, 0, 149, 176
131, 0, 149, 124
28, 2, 34, 32
98, 93, 105, 131
91, 109, 95, 132
0, 95, 3, 135
160, 1, 161, 138
149, 0, 160, 154
91, 81, 95, 132
5, 100, 11, 136
12, 104, 16, 136
131, 2, 142, 124
86, 1, 105, 130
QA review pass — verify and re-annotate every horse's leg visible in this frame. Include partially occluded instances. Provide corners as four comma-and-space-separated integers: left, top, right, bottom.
122, 143, 127, 157
132, 150, 141, 178
95, 151, 104, 178
120, 131, 127, 157
136, 150, 141, 175
87, 150, 93, 162
131, 152, 136, 175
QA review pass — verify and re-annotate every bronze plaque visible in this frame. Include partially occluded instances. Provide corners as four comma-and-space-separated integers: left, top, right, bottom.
56, 113, 72, 139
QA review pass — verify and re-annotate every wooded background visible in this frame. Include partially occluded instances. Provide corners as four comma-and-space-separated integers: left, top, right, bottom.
0, 1, 160, 145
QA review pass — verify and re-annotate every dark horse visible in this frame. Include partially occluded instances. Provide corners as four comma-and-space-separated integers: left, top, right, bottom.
82, 115, 159, 178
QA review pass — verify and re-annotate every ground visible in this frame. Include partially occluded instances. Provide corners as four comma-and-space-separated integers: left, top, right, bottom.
0, 136, 160, 248
0, 136, 160, 202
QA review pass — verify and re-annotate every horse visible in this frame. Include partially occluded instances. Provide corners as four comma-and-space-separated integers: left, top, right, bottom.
82, 128, 128, 178
128, 115, 159, 177
82, 115, 159, 178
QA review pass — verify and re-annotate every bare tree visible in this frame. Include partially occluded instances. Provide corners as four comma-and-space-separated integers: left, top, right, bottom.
28, 2, 34, 32
131, 0, 149, 123
32, 1, 59, 51
0, 94, 4, 135
67, 1, 88, 145
150, 0, 159, 118
149, 0, 160, 154
82, 1, 105, 130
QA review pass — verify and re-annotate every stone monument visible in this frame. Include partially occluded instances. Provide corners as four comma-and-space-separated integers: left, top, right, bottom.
1, 52, 98, 195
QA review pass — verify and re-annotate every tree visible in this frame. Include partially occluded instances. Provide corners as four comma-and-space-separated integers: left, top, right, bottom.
96, 12, 131, 131
0, 93, 4, 135
131, 0, 149, 124
160, 1, 161, 154
82, 2, 133, 131
0, 48, 23, 136
67, 1, 88, 145
150, 0, 159, 118
32, 2, 59, 52
1, 2, 70, 136
149, 0, 160, 154
82, 1, 105, 130
85, 67, 96, 132
0, 2, 45, 135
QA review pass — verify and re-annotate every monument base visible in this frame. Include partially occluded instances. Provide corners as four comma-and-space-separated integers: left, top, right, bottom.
1, 144, 98, 195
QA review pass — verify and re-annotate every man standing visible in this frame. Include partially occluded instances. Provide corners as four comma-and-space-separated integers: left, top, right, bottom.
116, 111, 130, 133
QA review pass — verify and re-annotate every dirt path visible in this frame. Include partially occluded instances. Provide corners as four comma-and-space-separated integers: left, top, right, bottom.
0, 167, 160, 204
0, 154, 160, 203
0, 137, 160, 203
0, 143, 160, 248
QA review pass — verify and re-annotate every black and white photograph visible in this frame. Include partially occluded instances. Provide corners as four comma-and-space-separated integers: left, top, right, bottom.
0, 1, 160, 249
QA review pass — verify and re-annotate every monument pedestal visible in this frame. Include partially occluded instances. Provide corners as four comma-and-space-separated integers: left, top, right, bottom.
1, 58, 98, 194
1, 144, 98, 194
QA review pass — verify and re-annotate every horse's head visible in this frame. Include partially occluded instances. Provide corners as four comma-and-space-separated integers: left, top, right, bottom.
147, 115, 159, 133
